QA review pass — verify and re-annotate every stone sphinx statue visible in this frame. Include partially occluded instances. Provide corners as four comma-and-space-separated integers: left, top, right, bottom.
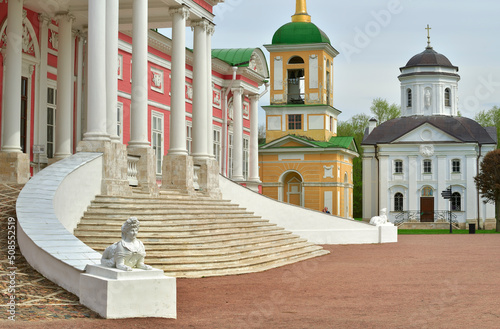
369, 208, 389, 226
101, 217, 153, 271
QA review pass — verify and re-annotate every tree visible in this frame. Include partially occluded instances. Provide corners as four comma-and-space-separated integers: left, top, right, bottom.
338, 113, 371, 218
474, 149, 500, 232
370, 98, 401, 123
474, 106, 500, 145
258, 123, 266, 145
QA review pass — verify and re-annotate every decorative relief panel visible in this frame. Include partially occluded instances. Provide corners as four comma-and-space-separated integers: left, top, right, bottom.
213, 89, 222, 109
323, 166, 334, 179
185, 83, 193, 103
1, 15, 36, 56
151, 67, 164, 93
118, 54, 123, 80
274, 56, 283, 91
309, 55, 318, 89
420, 145, 434, 158
49, 29, 58, 51
243, 101, 249, 118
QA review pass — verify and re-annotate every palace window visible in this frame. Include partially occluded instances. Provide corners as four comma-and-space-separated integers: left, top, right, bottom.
21, 77, 28, 153
151, 112, 164, 175
445, 88, 451, 107
186, 122, 192, 155
452, 159, 461, 173
47, 86, 57, 158
394, 193, 404, 211
394, 160, 403, 174
423, 159, 432, 174
243, 137, 249, 180
228, 132, 234, 178
451, 192, 461, 211
213, 128, 221, 170
407, 88, 412, 108
288, 114, 302, 130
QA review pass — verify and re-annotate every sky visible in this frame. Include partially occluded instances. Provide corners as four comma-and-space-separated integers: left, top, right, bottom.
168, 0, 500, 125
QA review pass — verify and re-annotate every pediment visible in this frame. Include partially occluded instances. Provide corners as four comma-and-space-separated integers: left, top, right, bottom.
394, 123, 462, 143
261, 135, 317, 149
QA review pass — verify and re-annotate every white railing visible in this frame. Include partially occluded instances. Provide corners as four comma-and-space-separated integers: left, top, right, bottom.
127, 155, 140, 186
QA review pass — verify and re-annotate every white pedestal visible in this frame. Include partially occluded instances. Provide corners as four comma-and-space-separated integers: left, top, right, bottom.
379, 223, 398, 243
79, 265, 176, 319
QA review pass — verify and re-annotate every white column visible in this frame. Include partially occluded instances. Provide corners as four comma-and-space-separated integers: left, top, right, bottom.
191, 20, 209, 158
231, 87, 244, 181
1, 0, 24, 152
437, 155, 447, 212
54, 13, 75, 159
206, 24, 215, 157
84, 0, 109, 141
129, 0, 150, 148
37, 15, 50, 160
106, 0, 120, 142
378, 155, 389, 211
168, 6, 189, 155
248, 95, 260, 182
466, 154, 478, 221
75, 31, 85, 144
408, 155, 418, 211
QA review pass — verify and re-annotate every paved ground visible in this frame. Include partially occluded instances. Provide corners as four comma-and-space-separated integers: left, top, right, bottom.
1, 183, 499, 328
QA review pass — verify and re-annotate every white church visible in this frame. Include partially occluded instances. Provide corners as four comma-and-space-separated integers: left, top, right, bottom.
362, 36, 497, 230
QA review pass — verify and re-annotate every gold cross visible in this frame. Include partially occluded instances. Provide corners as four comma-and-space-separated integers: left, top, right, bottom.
425, 24, 432, 47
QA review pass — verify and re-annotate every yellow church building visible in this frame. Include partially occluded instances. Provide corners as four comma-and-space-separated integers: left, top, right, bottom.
259, 0, 358, 218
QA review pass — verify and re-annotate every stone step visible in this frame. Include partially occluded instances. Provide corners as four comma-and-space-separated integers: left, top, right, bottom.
93, 196, 234, 205
84, 207, 253, 215
86, 233, 304, 253
88, 203, 242, 211
78, 217, 268, 226
78, 229, 294, 245
76, 225, 285, 240
159, 249, 330, 278
145, 241, 317, 264
80, 213, 262, 220
76, 221, 276, 231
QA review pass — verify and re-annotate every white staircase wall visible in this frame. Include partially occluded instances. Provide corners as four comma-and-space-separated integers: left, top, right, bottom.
219, 176, 397, 244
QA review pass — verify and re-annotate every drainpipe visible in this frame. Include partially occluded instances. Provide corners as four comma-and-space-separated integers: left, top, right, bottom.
259, 81, 269, 99
477, 142, 482, 230
222, 67, 238, 176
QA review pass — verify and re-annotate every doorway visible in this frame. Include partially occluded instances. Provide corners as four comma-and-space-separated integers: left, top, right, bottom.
283, 171, 303, 206
420, 187, 434, 222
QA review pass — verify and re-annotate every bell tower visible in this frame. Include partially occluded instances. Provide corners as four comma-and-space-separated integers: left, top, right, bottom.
263, 0, 341, 143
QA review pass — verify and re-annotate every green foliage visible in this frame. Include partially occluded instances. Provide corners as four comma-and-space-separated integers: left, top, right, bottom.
474, 105, 500, 145
475, 149, 500, 232
369, 98, 401, 123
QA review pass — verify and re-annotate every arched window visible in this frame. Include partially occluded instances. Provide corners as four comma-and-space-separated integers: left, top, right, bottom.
451, 192, 461, 211
395, 193, 404, 211
288, 56, 305, 64
445, 88, 451, 107
407, 89, 412, 107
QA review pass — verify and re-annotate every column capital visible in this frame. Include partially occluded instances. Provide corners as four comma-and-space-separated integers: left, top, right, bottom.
248, 94, 260, 102
191, 19, 210, 31
55, 12, 76, 23
207, 23, 215, 36
38, 14, 51, 26
169, 6, 190, 19
231, 87, 244, 95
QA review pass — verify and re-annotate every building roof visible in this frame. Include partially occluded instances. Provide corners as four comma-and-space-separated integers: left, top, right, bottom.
211, 48, 257, 67
261, 135, 358, 153
272, 22, 331, 45
400, 46, 458, 71
362, 116, 497, 145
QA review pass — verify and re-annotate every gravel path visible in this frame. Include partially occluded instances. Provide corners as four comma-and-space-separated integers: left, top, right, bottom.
3, 234, 499, 328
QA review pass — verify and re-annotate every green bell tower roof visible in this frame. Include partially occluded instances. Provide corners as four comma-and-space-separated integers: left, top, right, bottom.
272, 22, 331, 45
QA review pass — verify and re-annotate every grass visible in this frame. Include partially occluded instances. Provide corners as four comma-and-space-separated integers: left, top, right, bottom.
398, 229, 500, 235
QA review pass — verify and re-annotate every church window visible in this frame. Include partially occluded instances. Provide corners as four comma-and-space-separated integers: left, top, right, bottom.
288, 114, 302, 130
394, 160, 403, 174
213, 128, 221, 169
445, 88, 451, 107
407, 89, 412, 107
151, 112, 164, 175
423, 159, 432, 173
452, 159, 461, 173
287, 69, 305, 104
451, 192, 461, 211
394, 193, 404, 211
288, 56, 305, 64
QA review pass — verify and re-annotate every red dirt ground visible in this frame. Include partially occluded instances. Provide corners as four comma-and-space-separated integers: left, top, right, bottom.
2, 235, 499, 329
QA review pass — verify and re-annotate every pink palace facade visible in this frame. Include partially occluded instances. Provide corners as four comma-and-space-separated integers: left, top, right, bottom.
0, 0, 268, 190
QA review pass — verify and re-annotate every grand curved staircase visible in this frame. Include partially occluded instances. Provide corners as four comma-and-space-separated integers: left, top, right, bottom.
74, 190, 329, 278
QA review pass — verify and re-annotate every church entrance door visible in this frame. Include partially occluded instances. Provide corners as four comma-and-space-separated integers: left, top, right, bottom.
420, 197, 434, 222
